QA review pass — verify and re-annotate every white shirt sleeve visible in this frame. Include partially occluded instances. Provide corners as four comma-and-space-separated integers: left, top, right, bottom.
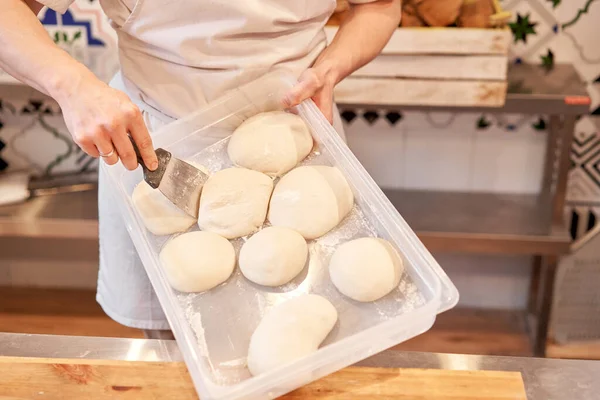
37, 0, 75, 14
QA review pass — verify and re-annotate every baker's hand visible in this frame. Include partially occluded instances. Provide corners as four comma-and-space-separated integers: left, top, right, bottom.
57, 78, 157, 171
283, 60, 339, 124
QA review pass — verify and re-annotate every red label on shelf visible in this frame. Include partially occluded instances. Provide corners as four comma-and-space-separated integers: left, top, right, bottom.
564, 96, 591, 105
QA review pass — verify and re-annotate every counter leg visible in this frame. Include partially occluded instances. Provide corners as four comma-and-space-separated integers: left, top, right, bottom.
527, 256, 542, 316
551, 115, 576, 225
534, 255, 558, 356
532, 115, 576, 356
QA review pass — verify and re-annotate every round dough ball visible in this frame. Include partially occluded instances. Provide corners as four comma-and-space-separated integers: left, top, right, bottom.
159, 231, 235, 293
132, 181, 196, 236
239, 227, 308, 286
268, 166, 353, 239
247, 294, 337, 376
228, 111, 313, 177
329, 238, 404, 302
198, 168, 273, 239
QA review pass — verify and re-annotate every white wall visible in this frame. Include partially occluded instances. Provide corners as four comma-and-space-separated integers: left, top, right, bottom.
436, 253, 533, 309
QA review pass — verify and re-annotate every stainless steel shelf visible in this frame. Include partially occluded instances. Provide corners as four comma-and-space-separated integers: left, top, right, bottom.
0, 189, 98, 239
384, 189, 571, 255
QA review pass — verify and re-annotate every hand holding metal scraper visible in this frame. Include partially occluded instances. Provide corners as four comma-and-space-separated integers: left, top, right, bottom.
129, 137, 208, 218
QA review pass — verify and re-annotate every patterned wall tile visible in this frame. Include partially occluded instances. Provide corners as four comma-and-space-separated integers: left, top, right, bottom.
553, 2, 600, 81
505, 0, 558, 61
0, 5, 115, 175
565, 205, 600, 240
40, 7, 119, 83
567, 118, 600, 204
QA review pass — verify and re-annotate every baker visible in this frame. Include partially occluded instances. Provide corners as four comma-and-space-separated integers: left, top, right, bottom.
0, 0, 401, 336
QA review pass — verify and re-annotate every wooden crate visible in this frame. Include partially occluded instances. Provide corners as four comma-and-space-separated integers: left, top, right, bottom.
327, 1, 511, 107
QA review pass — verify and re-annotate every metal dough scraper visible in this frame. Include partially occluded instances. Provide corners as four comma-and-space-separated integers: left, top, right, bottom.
130, 137, 208, 218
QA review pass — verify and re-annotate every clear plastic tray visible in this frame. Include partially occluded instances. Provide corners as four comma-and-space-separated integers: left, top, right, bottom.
103, 72, 459, 400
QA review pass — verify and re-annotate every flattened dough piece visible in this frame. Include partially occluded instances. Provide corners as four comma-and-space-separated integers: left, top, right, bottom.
198, 168, 273, 239
268, 166, 354, 239
329, 237, 404, 302
132, 181, 196, 236
159, 231, 235, 293
239, 227, 308, 286
228, 111, 313, 177
132, 162, 207, 236
247, 294, 337, 376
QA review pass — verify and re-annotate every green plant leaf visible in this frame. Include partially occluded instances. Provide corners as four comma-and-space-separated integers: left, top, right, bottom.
548, 0, 561, 8
53, 32, 60, 43
61, 32, 68, 42
73, 31, 82, 42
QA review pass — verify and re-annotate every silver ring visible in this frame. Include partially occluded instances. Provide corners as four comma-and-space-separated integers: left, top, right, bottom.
99, 148, 115, 158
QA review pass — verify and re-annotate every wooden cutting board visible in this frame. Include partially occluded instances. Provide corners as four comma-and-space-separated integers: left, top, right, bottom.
0, 356, 526, 399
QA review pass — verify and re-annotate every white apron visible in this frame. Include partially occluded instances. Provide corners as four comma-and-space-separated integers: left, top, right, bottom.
96, 0, 348, 329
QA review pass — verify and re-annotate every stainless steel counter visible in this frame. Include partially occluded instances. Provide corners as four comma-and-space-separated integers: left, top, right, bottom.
0, 189, 98, 239
1, 333, 598, 400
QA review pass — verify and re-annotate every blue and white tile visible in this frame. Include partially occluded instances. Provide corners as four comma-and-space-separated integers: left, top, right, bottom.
567, 117, 600, 203
504, 0, 557, 60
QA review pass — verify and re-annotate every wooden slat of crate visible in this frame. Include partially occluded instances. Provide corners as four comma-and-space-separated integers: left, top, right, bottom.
335, 77, 507, 107
325, 27, 511, 55
354, 54, 508, 80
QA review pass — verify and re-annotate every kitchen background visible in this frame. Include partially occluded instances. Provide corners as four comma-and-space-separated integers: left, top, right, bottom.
0, 0, 599, 336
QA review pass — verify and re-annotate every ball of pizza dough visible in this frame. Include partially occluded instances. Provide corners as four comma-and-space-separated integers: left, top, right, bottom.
198, 168, 273, 239
239, 227, 308, 286
228, 111, 313, 177
329, 237, 404, 302
268, 166, 353, 239
159, 231, 235, 293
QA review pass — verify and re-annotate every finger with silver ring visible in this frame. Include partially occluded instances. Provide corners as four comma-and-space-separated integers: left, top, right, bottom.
96, 136, 119, 166
99, 148, 115, 158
